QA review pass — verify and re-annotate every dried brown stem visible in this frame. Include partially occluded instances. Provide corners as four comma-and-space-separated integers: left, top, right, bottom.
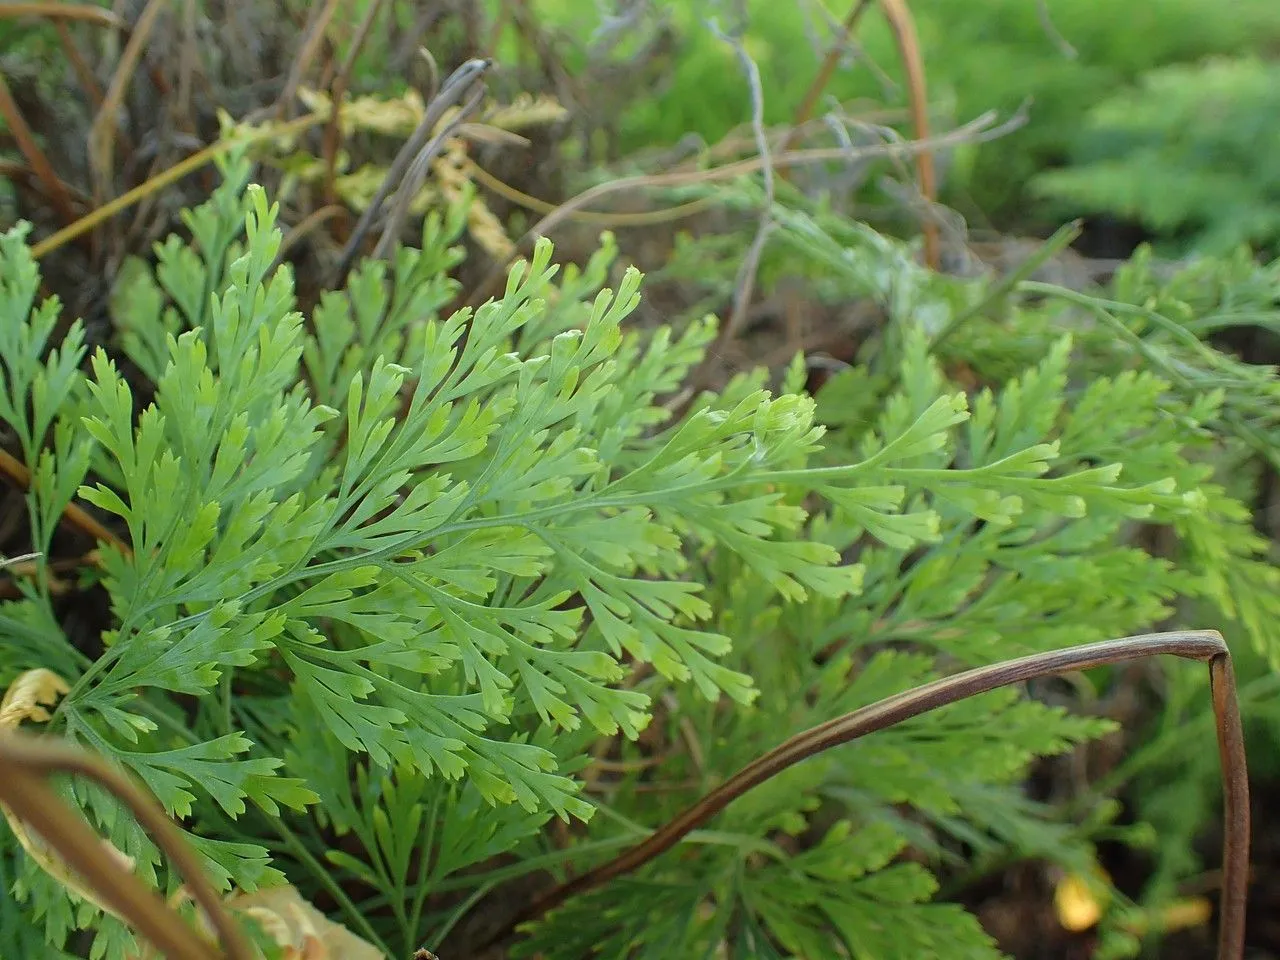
781, 0, 938, 268
0, 731, 253, 960
0, 448, 129, 555
272, 0, 345, 122
53, 20, 105, 108
781, 0, 874, 153
322, 0, 386, 211
879, 0, 938, 268
0, 71, 79, 226
483, 631, 1249, 960
0, 2, 124, 27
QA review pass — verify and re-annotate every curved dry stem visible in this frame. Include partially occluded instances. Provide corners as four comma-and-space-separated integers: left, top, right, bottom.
484, 631, 1249, 960
781, 0, 938, 267
782, 0, 874, 148
0, 731, 253, 960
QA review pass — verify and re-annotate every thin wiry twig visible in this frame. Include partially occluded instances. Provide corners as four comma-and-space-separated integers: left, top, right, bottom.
781, 0, 874, 156
53, 19, 105, 108
0, 448, 128, 555
878, 0, 939, 268
478, 631, 1249, 960
322, 0, 387, 209
466, 108, 1023, 308
1037, 0, 1078, 59
707, 19, 776, 343
270, 0, 344, 122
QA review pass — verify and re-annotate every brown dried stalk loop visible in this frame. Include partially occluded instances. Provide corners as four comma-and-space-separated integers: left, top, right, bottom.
484, 631, 1249, 960
0, 731, 253, 960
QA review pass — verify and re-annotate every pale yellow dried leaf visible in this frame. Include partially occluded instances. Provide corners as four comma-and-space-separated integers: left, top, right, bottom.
1155, 896, 1213, 933
0, 668, 70, 728
226, 884, 385, 960
1054, 872, 1105, 931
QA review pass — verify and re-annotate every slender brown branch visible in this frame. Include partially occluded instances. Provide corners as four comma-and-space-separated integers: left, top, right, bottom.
271, 0, 345, 122
482, 631, 1249, 959
0, 71, 79, 226
53, 20, 105, 108
1210, 652, 1249, 958
879, 0, 938, 268
780, 0, 938, 267
781, 0, 873, 154
0, 731, 253, 960
0, 448, 129, 555
322, 0, 386, 211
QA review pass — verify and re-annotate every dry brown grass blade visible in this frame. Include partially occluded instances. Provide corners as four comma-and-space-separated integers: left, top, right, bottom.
87, 0, 166, 208
0, 71, 79, 227
481, 631, 1249, 960
0, 731, 254, 960
0, 2, 124, 27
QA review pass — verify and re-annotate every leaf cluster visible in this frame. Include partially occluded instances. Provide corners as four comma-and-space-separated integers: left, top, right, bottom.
0, 155, 1276, 960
